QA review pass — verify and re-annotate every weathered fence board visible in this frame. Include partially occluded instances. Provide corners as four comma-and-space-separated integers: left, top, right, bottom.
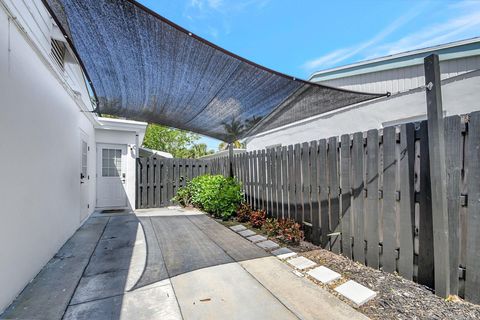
302, 142, 312, 232
465, 111, 480, 303
253, 151, 258, 209
445, 115, 462, 294
328, 137, 341, 253
318, 139, 329, 248
294, 144, 303, 224
382, 126, 397, 273
288, 145, 295, 220
352, 132, 365, 264
259, 150, 265, 211
310, 140, 320, 245
274, 148, 281, 218
262, 150, 268, 211
366, 129, 380, 268
398, 123, 415, 280
267, 149, 273, 217
340, 134, 352, 259
281, 146, 288, 218
141, 158, 148, 206
418, 121, 435, 289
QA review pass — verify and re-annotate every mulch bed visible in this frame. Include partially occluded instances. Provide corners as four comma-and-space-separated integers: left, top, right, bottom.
301, 249, 480, 320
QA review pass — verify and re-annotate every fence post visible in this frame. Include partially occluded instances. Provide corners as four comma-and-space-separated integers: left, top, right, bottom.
228, 143, 234, 178
424, 53, 450, 297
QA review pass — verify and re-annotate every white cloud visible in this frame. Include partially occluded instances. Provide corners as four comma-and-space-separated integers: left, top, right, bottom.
207, 0, 223, 9
302, 3, 427, 72
184, 0, 270, 38
302, 48, 352, 71
368, 5, 480, 57
189, 0, 223, 10
302, 0, 480, 74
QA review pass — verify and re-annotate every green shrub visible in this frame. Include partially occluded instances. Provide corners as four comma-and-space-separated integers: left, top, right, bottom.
173, 174, 242, 220
249, 210, 266, 228
236, 203, 252, 223
173, 186, 193, 207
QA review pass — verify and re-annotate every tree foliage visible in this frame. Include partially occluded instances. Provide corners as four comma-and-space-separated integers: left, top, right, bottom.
218, 140, 244, 151
143, 124, 214, 158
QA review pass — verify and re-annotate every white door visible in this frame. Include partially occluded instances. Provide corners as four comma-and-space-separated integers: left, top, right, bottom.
96, 144, 128, 208
80, 133, 90, 221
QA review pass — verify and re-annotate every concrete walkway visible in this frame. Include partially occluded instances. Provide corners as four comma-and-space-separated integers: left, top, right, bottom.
1, 208, 368, 320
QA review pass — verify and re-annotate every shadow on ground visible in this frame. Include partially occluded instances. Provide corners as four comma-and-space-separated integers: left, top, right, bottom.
1, 209, 270, 320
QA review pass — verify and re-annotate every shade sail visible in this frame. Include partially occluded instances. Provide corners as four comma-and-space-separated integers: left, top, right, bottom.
45, 0, 387, 142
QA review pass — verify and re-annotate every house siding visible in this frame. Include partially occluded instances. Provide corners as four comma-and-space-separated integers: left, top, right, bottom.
319, 55, 480, 94
246, 70, 480, 151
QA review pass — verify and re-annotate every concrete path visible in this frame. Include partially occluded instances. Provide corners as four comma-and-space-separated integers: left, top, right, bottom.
1, 208, 368, 320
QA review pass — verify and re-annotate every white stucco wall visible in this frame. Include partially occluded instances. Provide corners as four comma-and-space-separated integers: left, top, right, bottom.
0, 1, 147, 313
0, 2, 98, 312
246, 71, 480, 150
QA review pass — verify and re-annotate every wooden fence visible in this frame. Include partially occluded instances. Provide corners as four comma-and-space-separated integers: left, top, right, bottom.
227, 111, 480, 303
136, 158, 210, 208
135, 111, 480, 303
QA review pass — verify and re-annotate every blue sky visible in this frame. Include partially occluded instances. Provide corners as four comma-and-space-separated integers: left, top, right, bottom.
138, 0, 480, 150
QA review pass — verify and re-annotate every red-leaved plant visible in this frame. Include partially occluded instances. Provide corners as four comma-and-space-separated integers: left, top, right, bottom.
249, 210, 266, 228
236, 203, 252, 223
276, 219, 304, 245
263, 218, 280, 237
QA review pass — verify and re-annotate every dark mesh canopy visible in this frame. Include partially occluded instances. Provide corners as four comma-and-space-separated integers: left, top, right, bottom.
44, 0, 386, 142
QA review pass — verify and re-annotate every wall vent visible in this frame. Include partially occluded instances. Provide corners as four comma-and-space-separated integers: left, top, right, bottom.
51, 39, 65, 71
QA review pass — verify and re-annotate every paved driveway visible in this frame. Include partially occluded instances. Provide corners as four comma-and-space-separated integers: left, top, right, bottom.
2, 208, 368, 320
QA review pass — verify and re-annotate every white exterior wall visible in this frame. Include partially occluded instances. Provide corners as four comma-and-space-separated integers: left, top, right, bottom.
247, 71, 480, 150
0, 0, 98, 312
0, 1, 148, 312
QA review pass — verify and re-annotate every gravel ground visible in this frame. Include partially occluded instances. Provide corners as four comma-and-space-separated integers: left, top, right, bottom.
301, 249, 480, 320
218, 217, 480, 319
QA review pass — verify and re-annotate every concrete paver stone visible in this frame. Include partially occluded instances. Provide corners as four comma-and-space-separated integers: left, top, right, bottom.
256, 240, 280, 251
238, 229, 256, 237
271, 248, 297, 260
307, 266, 341, 284
230, 225, 247, 232
334, 280, 377, 307
246, 235, 268, 243
287, 256, 317, 270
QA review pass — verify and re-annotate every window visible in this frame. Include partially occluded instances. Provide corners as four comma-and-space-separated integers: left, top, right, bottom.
51, 39, 65, 70
81, 141, 88, 177
102, 149, 122, 177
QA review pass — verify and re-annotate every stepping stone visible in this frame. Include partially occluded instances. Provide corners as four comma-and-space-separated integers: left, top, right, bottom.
277, 252, 297, 260
307, 266, 341, 284
271, 247, 297, 260
246, 235, 267, 243
334, 280, 377, 307
287, 256, 317, 270
238, 229, 256, 237
230, 225, 247, 232
292, 270, 304, 277
256, 240, 280, 251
